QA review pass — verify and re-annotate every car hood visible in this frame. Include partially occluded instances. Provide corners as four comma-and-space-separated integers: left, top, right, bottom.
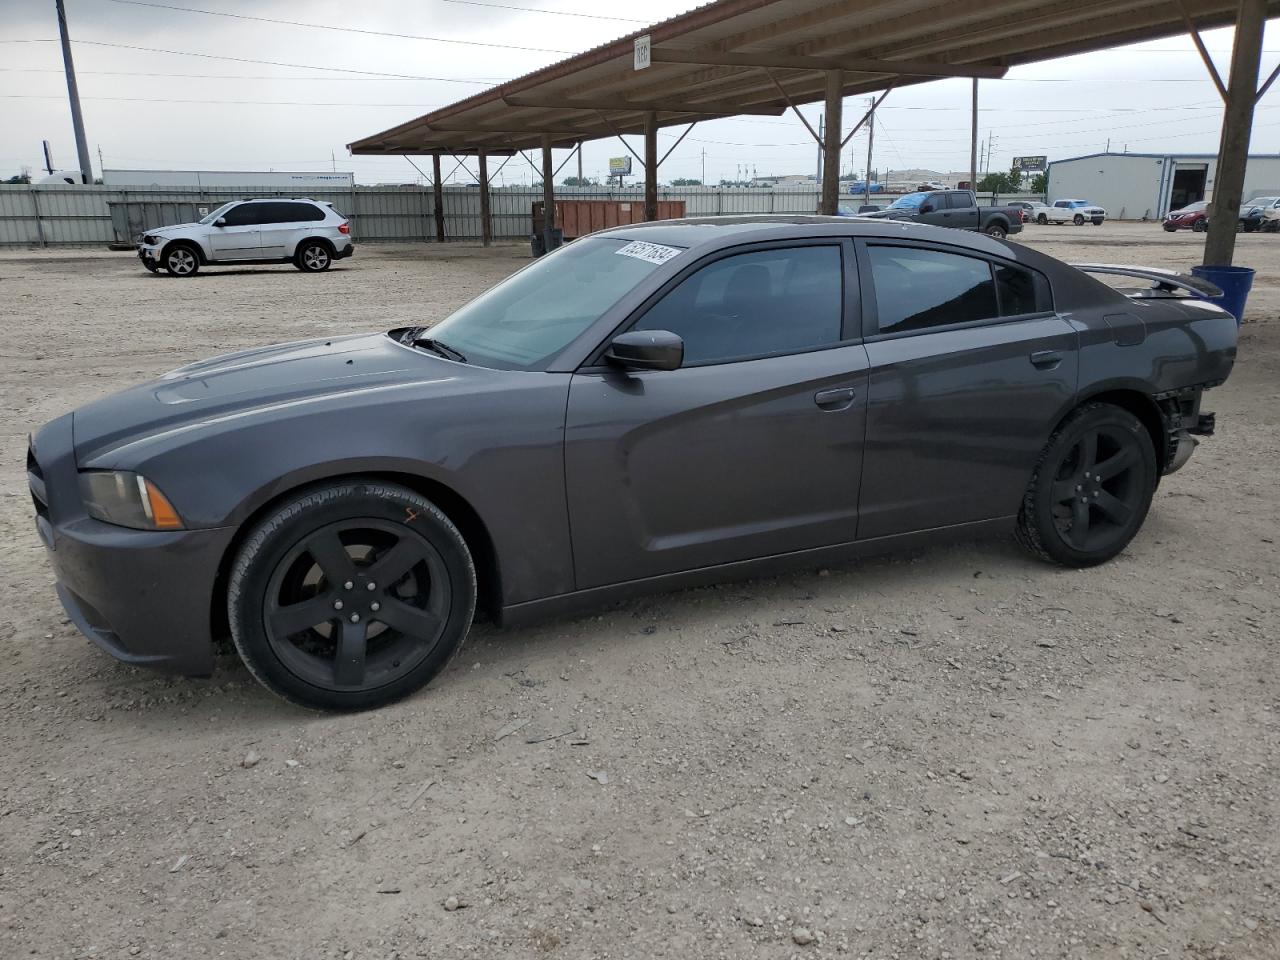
72, 332, 454, 464
147, 223, 203, 235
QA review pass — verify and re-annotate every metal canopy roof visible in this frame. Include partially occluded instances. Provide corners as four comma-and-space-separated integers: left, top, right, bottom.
348, 0, 1280, 157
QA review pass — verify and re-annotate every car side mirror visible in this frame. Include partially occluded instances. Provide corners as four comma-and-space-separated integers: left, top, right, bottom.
605, 330, 683, 371
215, 217, 227, 227
919, 203, 934, 214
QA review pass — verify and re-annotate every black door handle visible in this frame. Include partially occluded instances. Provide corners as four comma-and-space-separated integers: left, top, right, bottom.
814, 386, 856, 410
1029, 350, 1063, 370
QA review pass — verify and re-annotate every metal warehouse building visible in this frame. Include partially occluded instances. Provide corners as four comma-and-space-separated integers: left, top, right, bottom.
1047, 151, 1280, 221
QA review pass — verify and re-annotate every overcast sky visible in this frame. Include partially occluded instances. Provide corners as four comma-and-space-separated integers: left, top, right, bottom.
2, 0, 1278, 185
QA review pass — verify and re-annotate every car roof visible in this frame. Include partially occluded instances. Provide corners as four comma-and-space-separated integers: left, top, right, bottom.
588, 215, 1017, 257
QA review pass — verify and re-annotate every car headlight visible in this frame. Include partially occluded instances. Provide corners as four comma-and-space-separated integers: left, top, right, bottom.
78, 471, 184, 530
143, 234, 160, 245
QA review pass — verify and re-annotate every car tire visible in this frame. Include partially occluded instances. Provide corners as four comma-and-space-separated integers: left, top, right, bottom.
1073, 213, 1085, 225
227, 480, 477, 711
296, 240, 333, 272
162, 243, 200, 277
1192, 219, 1208, 233
1091, 219, 1104, 226
1036, 214, 1048, 225
142, 259, 159, 273
1163, 224, 1178, 232
1015, 403, 1157, 568
984, 223, 1007, 239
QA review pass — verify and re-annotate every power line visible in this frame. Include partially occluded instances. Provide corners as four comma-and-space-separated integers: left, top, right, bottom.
3, 94, 453, 108
104, 0, 574, 54
441, 0, 649, 22
62, 39, 511, 82
0, 67, 509, 84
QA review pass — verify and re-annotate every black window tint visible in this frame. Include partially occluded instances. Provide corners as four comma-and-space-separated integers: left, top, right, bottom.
994, 262, 1051, 316
868, 246, 998, 333
634, 246, 844, 365
284, 202, 326, 222
946, 192, 971, 209
221, 203, 263, 226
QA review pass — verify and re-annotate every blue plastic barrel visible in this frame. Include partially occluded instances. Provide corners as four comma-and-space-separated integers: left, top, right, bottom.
1191, 265, 1255, 326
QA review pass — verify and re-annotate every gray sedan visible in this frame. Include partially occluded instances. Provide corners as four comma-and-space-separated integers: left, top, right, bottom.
29, 217, 1236, 710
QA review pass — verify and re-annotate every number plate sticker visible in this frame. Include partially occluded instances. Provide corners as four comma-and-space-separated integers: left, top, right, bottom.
614, 240, 682, 265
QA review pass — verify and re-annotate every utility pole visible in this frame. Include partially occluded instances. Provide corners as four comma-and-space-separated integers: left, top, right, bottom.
55, 0, 94, 184
864, 95, 875, 205
816, 113, 824, 184
701, 148, 706, 185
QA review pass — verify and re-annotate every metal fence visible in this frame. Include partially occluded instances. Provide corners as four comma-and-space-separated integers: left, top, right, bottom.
0, 184, 1047, 247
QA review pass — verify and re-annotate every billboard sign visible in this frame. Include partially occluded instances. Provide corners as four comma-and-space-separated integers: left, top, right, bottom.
1012, 155, 1047, 174
608, 156, 633, 176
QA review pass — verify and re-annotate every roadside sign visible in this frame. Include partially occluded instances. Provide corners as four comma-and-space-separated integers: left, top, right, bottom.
609, 156, 632, 176
634, 35, 651, 70
1013, 155, 1047, 173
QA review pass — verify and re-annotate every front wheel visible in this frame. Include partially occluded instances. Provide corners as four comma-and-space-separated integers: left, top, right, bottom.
1015, 403, 1157, 567
163, 244, 200, 277
1073, 213, 1085, 225
984, 223, 1007, 239
228, 481, 477, 710
296, 241, 333, 272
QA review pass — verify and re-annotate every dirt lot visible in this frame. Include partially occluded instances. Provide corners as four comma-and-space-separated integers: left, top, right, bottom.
1, 223, 1277, 960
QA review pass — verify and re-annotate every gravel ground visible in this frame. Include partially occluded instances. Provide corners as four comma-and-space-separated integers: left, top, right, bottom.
1, 223, 1277, 960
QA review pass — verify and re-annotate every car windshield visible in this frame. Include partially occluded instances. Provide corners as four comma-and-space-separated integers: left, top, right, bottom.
421, 237, 679, 370
888, 192, 928, 210
199, 202, 237, 225
1177, 201, 1210, 213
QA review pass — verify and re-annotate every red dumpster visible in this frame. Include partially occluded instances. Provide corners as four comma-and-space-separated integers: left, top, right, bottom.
532, 199, 686, 241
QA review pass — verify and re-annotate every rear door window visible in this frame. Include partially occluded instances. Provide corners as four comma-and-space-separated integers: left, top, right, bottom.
868, 245, 998, 334
221, 203, 266, 226
994, 262, 1052, 316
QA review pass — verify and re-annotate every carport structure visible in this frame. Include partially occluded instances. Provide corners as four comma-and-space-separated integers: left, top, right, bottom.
349, 0, 1280, 266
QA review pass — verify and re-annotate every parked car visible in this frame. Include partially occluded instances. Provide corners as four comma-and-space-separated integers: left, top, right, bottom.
1049, 199, 1106, 225
30, 217, 1235, 710
1011, 200, 1054, 224
1163, 200, 1211, 232
836, 203, 883, 215
859, 189, 1024, 238
1238, 204, 1266, 232
136, 198, 354, 276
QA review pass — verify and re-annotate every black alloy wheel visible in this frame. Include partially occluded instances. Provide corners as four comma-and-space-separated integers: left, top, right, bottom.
229, 482, 475, 710
1016, 403, 1156, 567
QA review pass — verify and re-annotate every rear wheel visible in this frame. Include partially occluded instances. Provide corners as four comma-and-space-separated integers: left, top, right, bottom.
228, 481, 476, 710
163, 243, 200, 277
296, 240, 333, 272
1036, 214, 1048, 225
1015, 403, 1156, 567
1073, 213, 1085, 225
984, 223, 1007, 239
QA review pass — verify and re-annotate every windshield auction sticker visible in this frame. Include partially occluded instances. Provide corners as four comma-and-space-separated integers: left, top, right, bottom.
614, 240, 682, 265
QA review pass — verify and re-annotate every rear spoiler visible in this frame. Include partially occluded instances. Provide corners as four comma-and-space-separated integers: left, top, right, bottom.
1071, 263, 1222, 299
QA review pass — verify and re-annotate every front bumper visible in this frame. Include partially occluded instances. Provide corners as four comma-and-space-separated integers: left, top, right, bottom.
29, 415, 235, 677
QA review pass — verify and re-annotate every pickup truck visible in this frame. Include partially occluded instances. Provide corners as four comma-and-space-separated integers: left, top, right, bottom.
859, 189, 1024, 238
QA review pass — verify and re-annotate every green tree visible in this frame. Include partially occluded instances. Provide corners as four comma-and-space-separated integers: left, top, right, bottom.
1007, 161, 1025, 192
977, 172, 1007, 193
1029, 172, 1048, 194
561, 176, 597, 187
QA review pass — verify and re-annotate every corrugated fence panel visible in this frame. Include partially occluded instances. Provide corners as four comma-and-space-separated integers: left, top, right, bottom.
0, 185, 1049, 246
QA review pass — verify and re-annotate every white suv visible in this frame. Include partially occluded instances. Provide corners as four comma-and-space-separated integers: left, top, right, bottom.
137, 198, 354, 276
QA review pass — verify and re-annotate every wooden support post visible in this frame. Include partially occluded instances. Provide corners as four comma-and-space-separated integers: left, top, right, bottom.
820, 70, 843, 215
478, 148, 491, 247
541, 135, 556, 252
431, 153, 445, 243
1203, 0, 1266, 267
644, 111, 658, 222
970, 78, 979, 193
